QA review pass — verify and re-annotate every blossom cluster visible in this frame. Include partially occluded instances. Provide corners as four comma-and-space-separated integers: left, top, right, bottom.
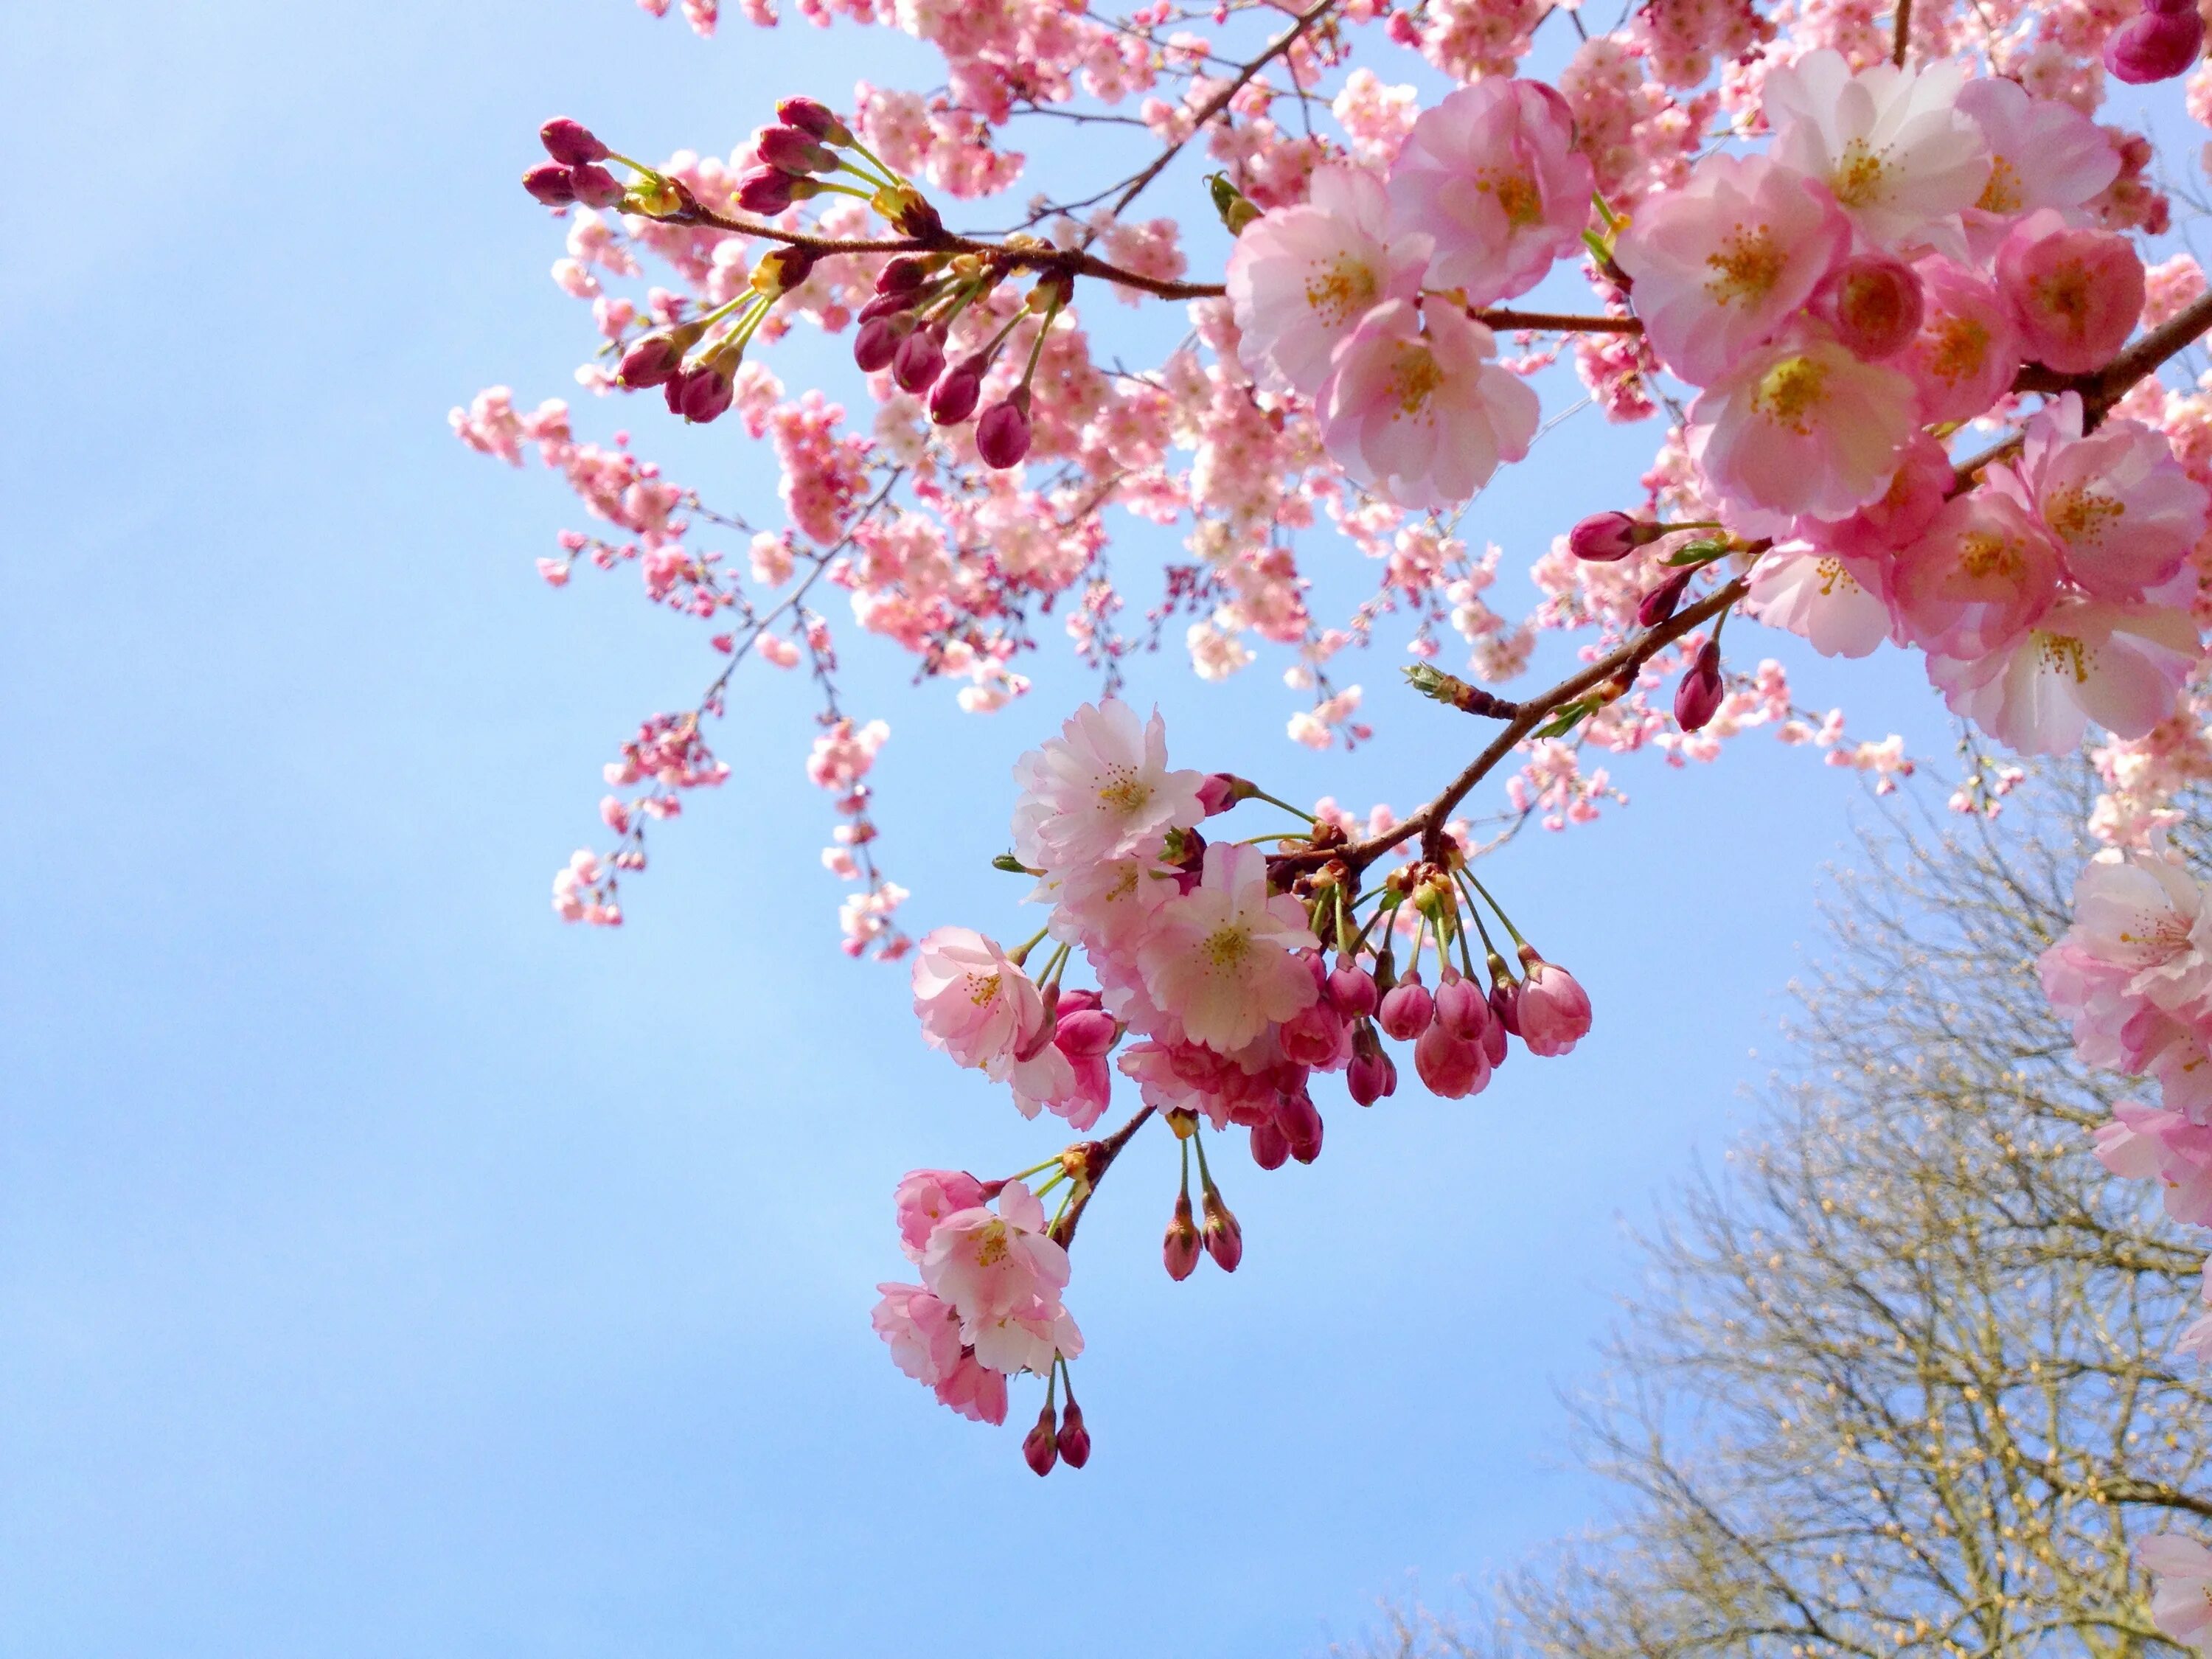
876, 699, 1589, 1467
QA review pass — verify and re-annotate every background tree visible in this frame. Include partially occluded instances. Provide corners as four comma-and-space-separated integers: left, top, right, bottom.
1349, 765, 2212, 1659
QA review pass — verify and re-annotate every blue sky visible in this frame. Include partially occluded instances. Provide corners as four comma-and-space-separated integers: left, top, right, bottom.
0, 4, 2149, 1655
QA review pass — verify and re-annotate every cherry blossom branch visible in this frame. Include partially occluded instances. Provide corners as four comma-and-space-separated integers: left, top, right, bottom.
1047, 1104, 1158, 1249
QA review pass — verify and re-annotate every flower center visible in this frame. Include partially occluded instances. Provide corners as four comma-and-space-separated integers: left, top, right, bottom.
1303, 252, 1380, 329
1387, 344, 1444, 418
2034, 265, 2093, 333
2043, 487, 2125, 547
1829, 139, 1891, 209
973, 1220, 1011, 1267
2033, 629, 2094, 684
1925, 316, 1991, 389
1977, 156, 2023, 215
1481, 170, 1543, 227
1703, 222, 1784, 307
1815, 557, 1861, 597
1957, 531, 2024, 581
1751, 354, 1828, 434
1097, 767, 1153, 814
1203, 924, 1253, 970
967, 970, 1003, 1006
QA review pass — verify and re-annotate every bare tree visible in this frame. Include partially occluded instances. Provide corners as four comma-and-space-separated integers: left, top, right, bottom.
1349, 768, 2212, 1659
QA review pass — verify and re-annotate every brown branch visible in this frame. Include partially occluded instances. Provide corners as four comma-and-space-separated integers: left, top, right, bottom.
1048, 1104, 1157, 1250
1892, 0, 1912, 65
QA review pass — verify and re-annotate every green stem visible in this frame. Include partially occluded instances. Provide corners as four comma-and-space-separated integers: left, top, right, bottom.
1007, 924, 1051, 967
1461, 872, 1528, 950
1245, 786, 1318, 824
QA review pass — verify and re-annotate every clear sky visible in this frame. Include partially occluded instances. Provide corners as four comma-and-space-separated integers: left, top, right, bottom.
0, 4, 2156, 1655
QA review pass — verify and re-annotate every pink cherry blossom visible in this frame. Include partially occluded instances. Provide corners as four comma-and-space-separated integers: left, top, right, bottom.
1688, 329, 1918, 520
1613, 153, 1849, 386
1517, 955, 1593, 1057
894, 1169, 987, 1261
1316, 299, 1540, 510
1997, 209, 2146, 374
1798, 429, 1952, 563
1385, 79, 1593, 307
1896, 257, 2024, 423
911, 926, 1050, 1071
2141, 1534, 2212, 1649
1744, 544, 1894, 658
919, 1178, 1071, 1326
1136, 842, 1318, 1051
1954, 77, 2120, 260
1762, 51, 1992, 254
2056, 854, 2212, 1021
1929, 597, 2202, 754
2094, 1099, 2212, 1223
1987, 393, 2211, 600
1011, 699, 1208, 873
873, 1282, 965, 1385
1891, 491, 2064, 659
966, 1295, 1084, 1377
1226, 164, 1431, 397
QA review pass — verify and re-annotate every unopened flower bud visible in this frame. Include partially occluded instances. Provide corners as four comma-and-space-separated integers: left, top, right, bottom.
1164, 1191, 1202, 1280
976, 391, 1033, 469
757, 124, 838, 175
1277, 1090, 1324, 1164
678, 356, 737, 424
615, 322, 698, 389
1415, 1021, 1492, 1099
2108, 4, 2204, 80
1487, 955, 1522, 1037
892, 324, 948, 394
1023, 1403, 1060, 1476
1279, 1001, 1347, 1069
570, 164, 625, 209
776, 96, 853, 146
1196, 772, 1243, 815
1347, 1045, 1397, 1107
1377, 971, 1434, 1041
1201, 1189, 1243, 1271
1568, 511, 1647, 562
1810, 253, 1924, 361
1055, 1400, 1092, 1467
1329, 955, 1380, 1018
752, 246, 816, 296
877, 183, 943, 240
1517, 947, 1593, 1057
540, 117, 609, 166
858, 289, 926, 323
853, 313, 914, 373
877, 255, 931, 294
928, 356, 986, 425
1433, 970, 1492, 1043
522, 161, 578, 206
1674, 639, 1725, 732
1056, 1008, 1118, 1057
1637, 566, 1695, 629
1249, 1118, 1290, 1170
735, 167, 799, 215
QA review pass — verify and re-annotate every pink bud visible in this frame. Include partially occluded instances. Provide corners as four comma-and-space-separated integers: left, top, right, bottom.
1810, 253, 1924, 361
756, 125, 838, 175
877, 256, 930, 294
1377, 972, 1433, 1041
734, 166, 797, 215
1346, 1046, 1396, 1107
1201, 1189, 1242, 1271
1329, 956, 1380, 1018
858, 288, 926, 322
678, 361, 735, 424
1277, 1090, 1324, 1164
755, 246, 816, 294
1055, 1401, 1092, 1468
1055, 1008, 1118, 1057
1516, 947, 1593, 1057
1433, 970, 1492, 1043
1279, 1003, 1347, 1069
2107, 4, 2204, 80
891, 324, 947, 394
1481, 1012, 1507, 1067
928, 357, 985, 425
1164, 1192, 1201, 1280
1249, 1119, 1290, 1170
1197, 772, 1241, 815
522, 162, 577, 206
570, 164, 625, 209
776, 96, 852, 145
1488, 962, 1522, 1037
1023, 1404, 1060, 1476
540, 117, 608, 166
1638, 567, 1694, 629
616, 333, 686, 389
975, 392, 1033, 469
1414, 1021, 1492, 1099
1674, 639, 1725, 732
855, 315, 914, 375
1568, 511, 1644, 562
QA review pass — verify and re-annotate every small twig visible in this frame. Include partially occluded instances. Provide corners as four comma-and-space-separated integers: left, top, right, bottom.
1048, 1105, 1158, 1248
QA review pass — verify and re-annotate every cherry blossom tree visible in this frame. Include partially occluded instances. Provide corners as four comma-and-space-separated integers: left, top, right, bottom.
460, 0, 2212, 1548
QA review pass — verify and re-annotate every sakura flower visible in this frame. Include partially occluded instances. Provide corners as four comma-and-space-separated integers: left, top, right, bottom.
2141, 1533, 2212, 1650
1516, 953, 1593, 1057
2094, 1099, 2212, 1222
919, 1179, 1071, 1326
911, 926, 1050, 1071
1011, 700, 1208, 873
1226, 164, 1432, 397
894, 1169, 987, 1261
1316, 299, 1540, 510
1954, 77, 2120, 260
1386, 79, 1594, 307
1929, 596, 2202, 754
1997, 210, 2146, 374
2057, 854, 2212, 1021
1688, 329, 1917, 519
1891, 491, 2063, 658
1744, 543, 1894, 658
932, 1350, 1009, 1424
1987, 393, 2211, 599
1613, 153, 1850, 386
873, 1283, 964, 1385
966, 1296, 1084, 1377
1137, 842, 1319, 1052
1897, 257, 2023, 424
1798, 430, 1952, 563
1762, 50, 1992, 255
1038, 843, 1180, 959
